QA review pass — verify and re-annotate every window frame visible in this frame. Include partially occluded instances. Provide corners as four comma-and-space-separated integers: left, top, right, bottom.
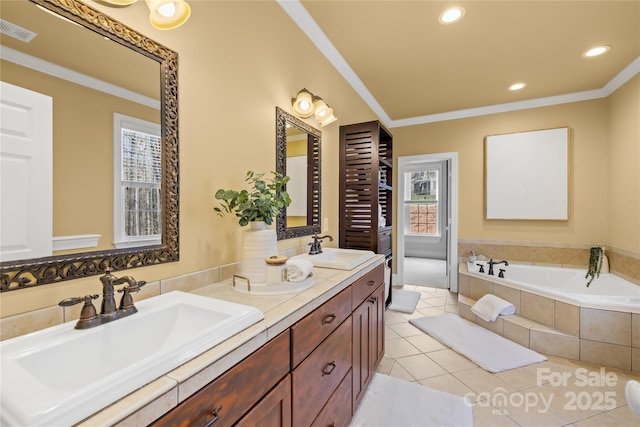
403, 163, 443, 237
113, 113, 162, 249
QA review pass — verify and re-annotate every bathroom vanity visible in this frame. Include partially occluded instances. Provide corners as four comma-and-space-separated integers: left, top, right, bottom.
76, 256, 385, 427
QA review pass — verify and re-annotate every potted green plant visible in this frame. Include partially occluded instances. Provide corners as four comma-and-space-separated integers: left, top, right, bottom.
585, 246, 604, 287
214, 170, 291, 226
214, 171, 291, 285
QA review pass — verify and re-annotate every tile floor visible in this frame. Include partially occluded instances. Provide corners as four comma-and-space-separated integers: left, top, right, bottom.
379, 285, 640, 426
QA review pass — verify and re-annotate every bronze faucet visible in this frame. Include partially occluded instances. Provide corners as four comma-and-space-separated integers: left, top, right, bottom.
308, 233, 334, 255
59, 269, 146, 329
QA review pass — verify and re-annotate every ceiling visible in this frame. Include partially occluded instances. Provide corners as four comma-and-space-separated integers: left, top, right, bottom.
280, 1, 640, 127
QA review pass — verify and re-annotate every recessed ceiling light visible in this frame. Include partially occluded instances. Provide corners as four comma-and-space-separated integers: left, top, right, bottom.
438, 7, 465, 24
509, 83, 526, 91
583, 45, 611, 57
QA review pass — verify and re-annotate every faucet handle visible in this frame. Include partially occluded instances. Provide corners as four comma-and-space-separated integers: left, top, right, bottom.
118, 280, 147, 294
59, 294, 99, 307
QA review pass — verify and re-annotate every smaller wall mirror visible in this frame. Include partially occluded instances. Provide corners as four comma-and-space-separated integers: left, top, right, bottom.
275, 107, 321, 240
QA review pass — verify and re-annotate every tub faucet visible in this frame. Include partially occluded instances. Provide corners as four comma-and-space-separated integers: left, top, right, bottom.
488, 259, 509, 276
308, 233, 334, 255
58, 268, 146, 329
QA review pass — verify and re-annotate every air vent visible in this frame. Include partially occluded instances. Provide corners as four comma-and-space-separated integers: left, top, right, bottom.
0, 19, 37, 43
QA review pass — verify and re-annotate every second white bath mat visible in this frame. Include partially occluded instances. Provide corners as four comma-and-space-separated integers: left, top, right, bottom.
410, 313, 547, 373
388, 289, 421, 313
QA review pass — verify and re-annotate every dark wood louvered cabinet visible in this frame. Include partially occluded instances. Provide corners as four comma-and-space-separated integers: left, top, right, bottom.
339, 121, 393, 257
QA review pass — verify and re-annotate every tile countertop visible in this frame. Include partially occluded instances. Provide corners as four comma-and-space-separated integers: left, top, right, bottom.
77, 255, 385, 427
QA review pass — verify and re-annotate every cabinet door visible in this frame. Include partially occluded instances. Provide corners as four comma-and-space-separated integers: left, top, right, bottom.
352, 283, 385, 412
371, 284, 385, 369
351, 297, 373, 410
236, 374, 292, 427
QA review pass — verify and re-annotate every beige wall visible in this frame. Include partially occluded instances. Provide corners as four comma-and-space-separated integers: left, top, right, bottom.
394, 99, 611, 244
607, 75, 640, 251
0, 1, 377, 316
1, 1, 637, 317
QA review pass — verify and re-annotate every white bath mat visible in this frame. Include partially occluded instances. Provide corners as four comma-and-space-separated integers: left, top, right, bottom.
388, 289, 421, 313
350, 373, 473, 427
410, 313, 547, 373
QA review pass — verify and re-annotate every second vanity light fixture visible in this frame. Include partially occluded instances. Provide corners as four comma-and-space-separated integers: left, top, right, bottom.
96, 0, 191, 30
291, 88, 338, 127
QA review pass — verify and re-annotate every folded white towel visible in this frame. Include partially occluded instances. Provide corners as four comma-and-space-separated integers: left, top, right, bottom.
287, 258, 313, 282
471, 294, 515, 322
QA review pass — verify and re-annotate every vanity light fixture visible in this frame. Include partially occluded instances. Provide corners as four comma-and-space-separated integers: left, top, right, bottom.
292, 88, 314, 118
292, 89, 338, 127
438, 7, 465, 24
145, 0, 191, 30
583, 45, 611, 58
94, 0, 191, 30
509, 82, 527, 91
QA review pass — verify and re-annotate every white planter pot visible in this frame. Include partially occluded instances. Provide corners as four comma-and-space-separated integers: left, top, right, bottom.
239, 221, 277, 284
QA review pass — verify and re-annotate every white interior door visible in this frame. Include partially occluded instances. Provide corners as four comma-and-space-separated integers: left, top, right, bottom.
0, 81, 53, 262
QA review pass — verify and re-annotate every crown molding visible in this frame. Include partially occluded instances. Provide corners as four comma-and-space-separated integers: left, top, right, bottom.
278, 1, 640, 129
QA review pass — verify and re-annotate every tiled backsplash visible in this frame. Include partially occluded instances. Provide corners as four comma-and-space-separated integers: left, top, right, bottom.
458, 239, 640, 285
0, 245, 307, 342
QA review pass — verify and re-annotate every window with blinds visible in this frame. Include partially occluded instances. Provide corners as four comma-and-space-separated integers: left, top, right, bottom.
113, 113, 162, 248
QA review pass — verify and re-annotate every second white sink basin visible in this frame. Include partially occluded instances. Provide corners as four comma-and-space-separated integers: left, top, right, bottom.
0, 291, 263, 427
293, 248, 376, 270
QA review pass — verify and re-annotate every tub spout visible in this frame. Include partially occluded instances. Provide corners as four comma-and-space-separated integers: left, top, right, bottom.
488, 259, 508, 276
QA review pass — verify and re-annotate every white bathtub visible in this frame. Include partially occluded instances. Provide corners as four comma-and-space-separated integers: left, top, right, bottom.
467, 261, 640, 311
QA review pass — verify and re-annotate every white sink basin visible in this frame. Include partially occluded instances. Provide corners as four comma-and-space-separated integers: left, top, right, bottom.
0, 291, 263, 426
292, 248, 376, 270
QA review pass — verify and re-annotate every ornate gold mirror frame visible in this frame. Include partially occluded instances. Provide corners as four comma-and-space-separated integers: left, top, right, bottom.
0, 0, 179, 292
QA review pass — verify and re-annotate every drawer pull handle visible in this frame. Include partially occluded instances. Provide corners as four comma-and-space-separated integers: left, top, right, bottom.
322, 314, 336, 324
322, 361, 336, 376
204, 405, 222, 427
367, 280, 375, 286
368, 296, 377, 304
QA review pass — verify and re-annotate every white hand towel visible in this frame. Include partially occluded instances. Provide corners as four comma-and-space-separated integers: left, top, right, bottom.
287, 258, 313, 282
471, 294, 515, 322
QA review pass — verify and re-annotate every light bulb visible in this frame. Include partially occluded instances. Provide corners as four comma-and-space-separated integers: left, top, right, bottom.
158, 2, 176, 17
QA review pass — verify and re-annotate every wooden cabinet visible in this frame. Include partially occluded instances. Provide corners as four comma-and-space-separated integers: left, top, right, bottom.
292, 317, 353, 427
339, 121, 393, 257
351, 265, 386, 411
152, 331, 290, 427
152, 264, 384, 427
236, 375, 292, 427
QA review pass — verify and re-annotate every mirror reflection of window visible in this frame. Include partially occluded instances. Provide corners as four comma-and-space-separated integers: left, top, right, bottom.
113, 113, 162, 248
286, 125, 308, 228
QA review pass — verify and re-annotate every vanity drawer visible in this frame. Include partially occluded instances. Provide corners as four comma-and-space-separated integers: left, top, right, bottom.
153, 330, 290, 427
351, 265, 384, 310
292, 316, 353, 427
291, 287, 352, 368
311, 369, 353, 427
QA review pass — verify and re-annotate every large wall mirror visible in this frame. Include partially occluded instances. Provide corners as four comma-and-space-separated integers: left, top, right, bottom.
275, 107, 321, 240
0, 0, 179, 291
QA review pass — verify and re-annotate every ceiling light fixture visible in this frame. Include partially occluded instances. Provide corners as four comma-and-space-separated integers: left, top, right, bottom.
438, 7, 465, 24
291, 89, 338, 127
509, 83, 526, 91
583, 45, 611, 58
